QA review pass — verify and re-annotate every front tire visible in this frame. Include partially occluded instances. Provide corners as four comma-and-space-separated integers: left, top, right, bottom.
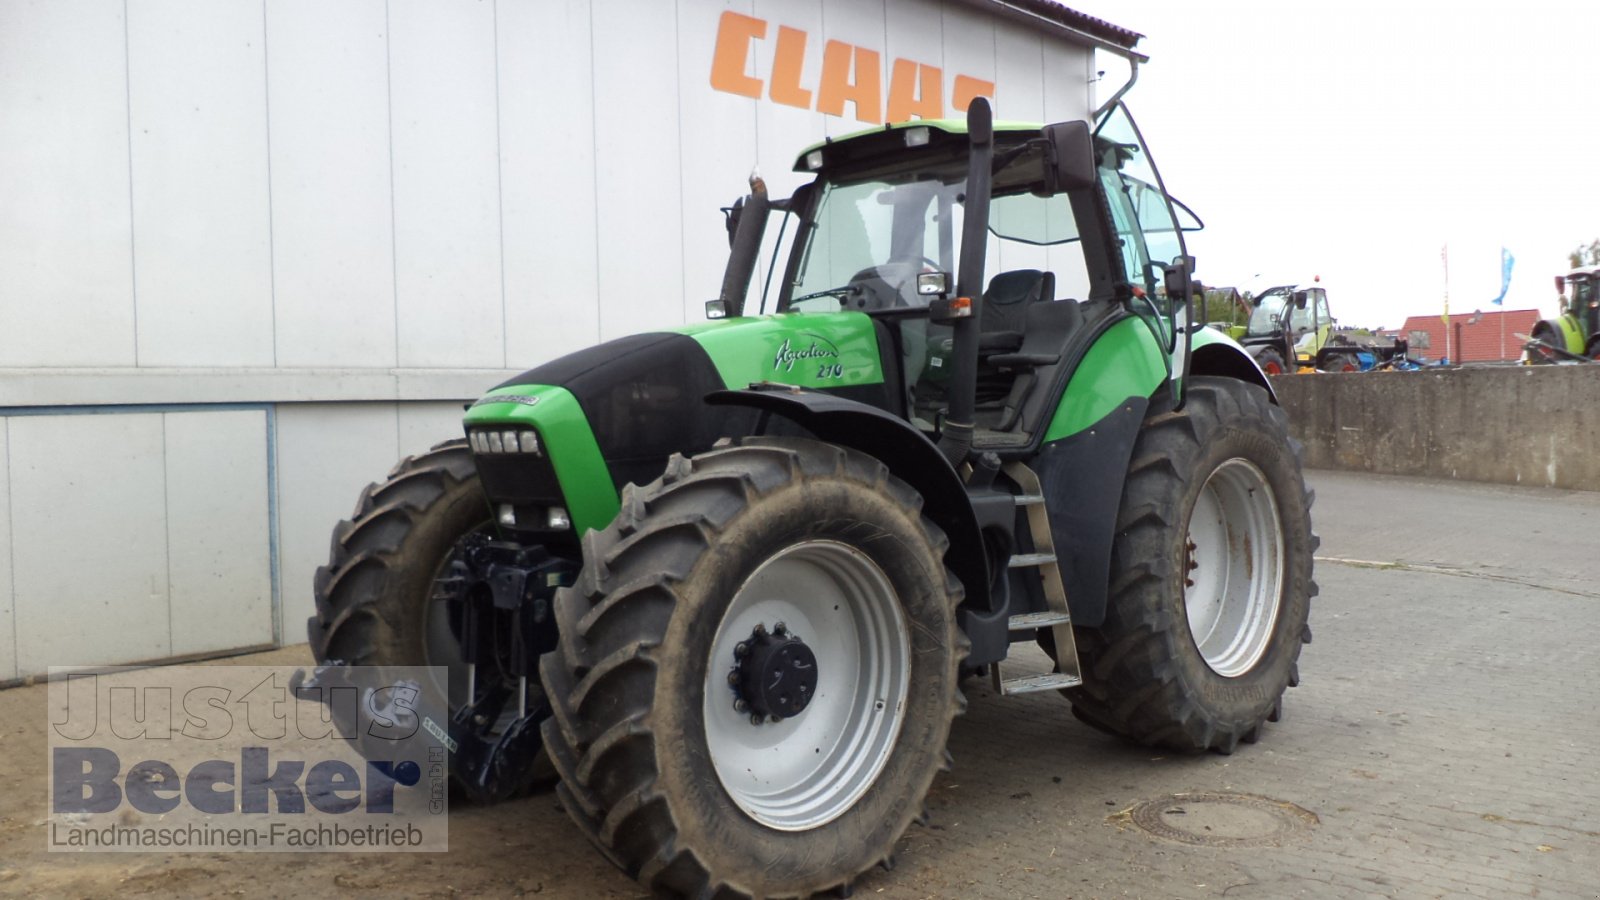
309, 439, 553, 800
1067, 378, 1316, 753
1252, 346, 1288, 376
540, 437, 966, 898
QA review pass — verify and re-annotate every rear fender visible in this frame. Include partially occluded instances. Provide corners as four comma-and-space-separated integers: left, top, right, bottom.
706, 388, 990, 612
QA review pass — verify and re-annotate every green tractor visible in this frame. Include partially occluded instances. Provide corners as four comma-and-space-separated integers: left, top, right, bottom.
308, 98, 1315, 897
1528, 267, 1600, 361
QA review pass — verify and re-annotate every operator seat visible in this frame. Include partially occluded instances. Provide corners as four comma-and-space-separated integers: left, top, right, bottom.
979, 269, 1054, 353
983, 298, 1084, 432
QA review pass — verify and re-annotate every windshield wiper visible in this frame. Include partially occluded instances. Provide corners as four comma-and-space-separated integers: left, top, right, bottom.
790, 285, 861, 304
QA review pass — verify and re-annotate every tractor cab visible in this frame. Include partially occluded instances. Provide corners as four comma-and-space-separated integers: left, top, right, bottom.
721, 103, 1201, 454
1564, 271, 1600, 336
1535, 268, 1600, 360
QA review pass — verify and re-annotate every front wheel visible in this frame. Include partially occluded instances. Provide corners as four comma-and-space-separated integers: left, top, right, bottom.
1066, 377, 1316, 753
540, 437, 966, 898
1252, 346, 1288, 376
308, 440, 555, 801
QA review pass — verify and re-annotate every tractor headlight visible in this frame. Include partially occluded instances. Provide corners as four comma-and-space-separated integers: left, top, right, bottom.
547, 506, 571, 530
469, 428, 544, 455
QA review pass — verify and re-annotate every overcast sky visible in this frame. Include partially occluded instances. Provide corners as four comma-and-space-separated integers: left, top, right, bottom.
1074, 0, 1597, 329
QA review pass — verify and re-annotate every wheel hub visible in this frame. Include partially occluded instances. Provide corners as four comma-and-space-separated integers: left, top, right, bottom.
733, 623, 818, 722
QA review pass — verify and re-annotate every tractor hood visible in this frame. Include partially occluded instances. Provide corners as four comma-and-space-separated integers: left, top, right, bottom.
462, 312, 896, 532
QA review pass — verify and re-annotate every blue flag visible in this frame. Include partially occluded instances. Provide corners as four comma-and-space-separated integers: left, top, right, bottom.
1491, 247, 1514, 305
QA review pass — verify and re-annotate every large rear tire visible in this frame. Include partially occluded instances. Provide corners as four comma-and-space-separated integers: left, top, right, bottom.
540, 437, 966, 898
1066, 378, 1316, 754
308, 439, 553, 799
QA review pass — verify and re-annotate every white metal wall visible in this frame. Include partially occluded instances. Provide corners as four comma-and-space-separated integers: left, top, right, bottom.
0, 0, 1095, 679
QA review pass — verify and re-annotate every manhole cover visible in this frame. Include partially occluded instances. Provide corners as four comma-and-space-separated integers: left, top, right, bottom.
1121, 792, 1317, 847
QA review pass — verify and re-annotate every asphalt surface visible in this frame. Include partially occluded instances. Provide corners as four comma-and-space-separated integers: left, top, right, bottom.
1, 468, 1595, 898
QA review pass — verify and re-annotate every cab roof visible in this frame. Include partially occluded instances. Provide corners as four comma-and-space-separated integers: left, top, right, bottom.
793, 118, 1048, 173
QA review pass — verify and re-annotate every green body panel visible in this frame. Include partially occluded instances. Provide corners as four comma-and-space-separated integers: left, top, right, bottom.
1554, 313, 1586, 353
462, 385, 619, 534
1042, 317, 1169, 442
674, 312, 886, 389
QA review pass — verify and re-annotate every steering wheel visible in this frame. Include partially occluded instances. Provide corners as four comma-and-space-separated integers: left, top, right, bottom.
842, 258, 945, 311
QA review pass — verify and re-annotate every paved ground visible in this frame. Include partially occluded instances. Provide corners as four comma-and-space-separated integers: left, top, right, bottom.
1, 469, 1595, 898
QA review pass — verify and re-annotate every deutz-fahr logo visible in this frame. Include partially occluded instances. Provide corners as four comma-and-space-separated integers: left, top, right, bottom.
773, 334, 841, 377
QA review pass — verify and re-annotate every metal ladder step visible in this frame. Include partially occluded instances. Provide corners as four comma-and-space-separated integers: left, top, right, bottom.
1008, 611, 1072, 631
989, 460, 1084, 701
995, 671, 1082, 695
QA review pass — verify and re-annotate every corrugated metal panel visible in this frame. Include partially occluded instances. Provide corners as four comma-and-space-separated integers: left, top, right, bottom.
389, 0, 505, 367
0, 0, 136, 368
128, 0, 275, 367
266, 0, 399, 368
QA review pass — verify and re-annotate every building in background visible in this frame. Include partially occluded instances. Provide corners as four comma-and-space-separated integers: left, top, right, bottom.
1394, 309, 1541, 363
0, 0, 1141, 680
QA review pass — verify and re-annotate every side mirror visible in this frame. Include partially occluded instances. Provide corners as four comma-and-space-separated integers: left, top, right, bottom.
1293, 290, 1309, 309
1163, 256, 1198, 301
1041, 120, 1096, 193
1555, 275, 1566, 293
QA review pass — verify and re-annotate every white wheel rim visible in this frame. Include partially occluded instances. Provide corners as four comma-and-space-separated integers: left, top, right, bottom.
702, 540, 911, 831
1184, 459, 1285, 677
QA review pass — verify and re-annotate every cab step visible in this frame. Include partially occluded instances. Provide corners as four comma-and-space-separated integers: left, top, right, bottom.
1008, 611, 1072, 630
993, 671, 1083, 695
989, 461, 1084, 700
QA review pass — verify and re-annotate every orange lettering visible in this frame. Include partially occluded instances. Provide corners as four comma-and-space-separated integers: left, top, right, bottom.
951, 74, 995, 113
710, 11, 765, 98
886, 59, 943, 123
817, 40, 883, 124
768, 25, 812, 109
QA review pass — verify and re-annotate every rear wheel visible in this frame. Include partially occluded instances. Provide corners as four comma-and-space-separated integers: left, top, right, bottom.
540, 437, 965, 898
1066, 378, 1316, 753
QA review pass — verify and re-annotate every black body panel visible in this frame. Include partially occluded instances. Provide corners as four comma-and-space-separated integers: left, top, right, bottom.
1033, 395, 1150, 629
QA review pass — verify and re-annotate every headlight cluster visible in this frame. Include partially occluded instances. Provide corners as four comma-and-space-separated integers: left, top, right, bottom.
470, 429, 541, 456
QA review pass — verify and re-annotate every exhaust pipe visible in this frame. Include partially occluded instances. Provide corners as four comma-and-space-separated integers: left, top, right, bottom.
717, 172, 770, 318
937, 97, 994, 469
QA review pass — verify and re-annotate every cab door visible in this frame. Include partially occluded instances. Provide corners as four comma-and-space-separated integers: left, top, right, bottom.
1093, 103, 1196, 353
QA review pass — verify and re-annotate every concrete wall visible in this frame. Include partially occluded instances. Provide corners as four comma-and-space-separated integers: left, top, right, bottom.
0, 0, 1101, 680
1273, 367, 1600, 491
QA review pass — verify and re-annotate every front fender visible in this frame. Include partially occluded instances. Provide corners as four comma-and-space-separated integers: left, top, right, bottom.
706, 388, 989, 611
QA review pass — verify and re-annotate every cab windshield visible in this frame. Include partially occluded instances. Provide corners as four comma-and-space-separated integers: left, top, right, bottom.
782, 136, 1088, 314
1247, 289, 1293, 336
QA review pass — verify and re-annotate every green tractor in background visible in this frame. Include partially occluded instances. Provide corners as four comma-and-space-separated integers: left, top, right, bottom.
1528, 267, 1600, 362
307, 98, 1316, 898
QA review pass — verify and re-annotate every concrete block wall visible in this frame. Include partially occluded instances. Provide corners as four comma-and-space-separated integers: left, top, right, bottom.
1272, 367, 1600, 491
